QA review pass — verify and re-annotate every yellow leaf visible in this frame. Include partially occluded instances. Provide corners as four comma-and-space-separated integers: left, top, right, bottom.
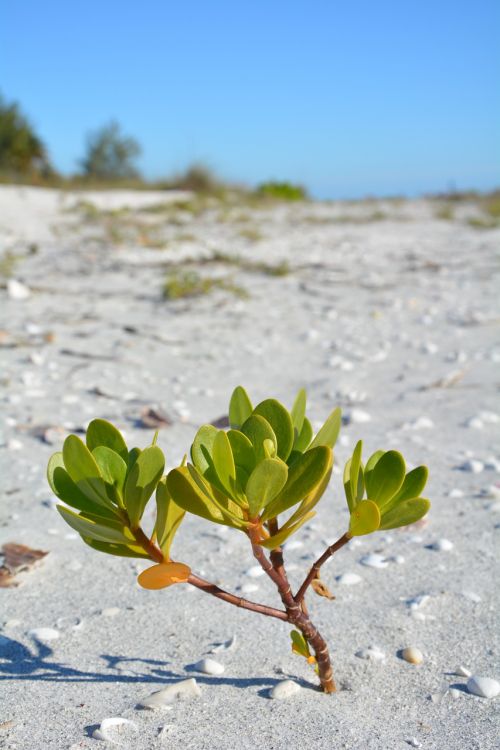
137, 562, 191, 590
349, 500, 380, 536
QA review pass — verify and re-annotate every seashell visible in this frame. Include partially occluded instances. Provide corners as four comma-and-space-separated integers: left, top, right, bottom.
355, 646, 385, 661
336, 573, 362, 585
466, 676, 500, 699
192, 657, 225, 675
92, 717, 138, 744
138, 678, 201, 709
359, 553, 388, 568
401, 646, 424, 664
270, 679, 301, 699
28, 627, 59, 641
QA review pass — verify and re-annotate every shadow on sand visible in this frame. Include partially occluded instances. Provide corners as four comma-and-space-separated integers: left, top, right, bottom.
0, 635, 316, 696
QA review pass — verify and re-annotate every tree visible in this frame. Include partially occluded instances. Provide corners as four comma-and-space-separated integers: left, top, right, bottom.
0, 94, 50, 175
79, 121, 142, 180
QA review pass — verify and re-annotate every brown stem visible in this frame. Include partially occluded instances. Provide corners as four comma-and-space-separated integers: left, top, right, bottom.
295, 532, 351, 604
132, 525, 287, 622
249, 526, 336, 692
187, 573, 288, 621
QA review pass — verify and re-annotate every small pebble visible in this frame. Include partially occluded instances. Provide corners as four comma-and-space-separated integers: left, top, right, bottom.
464, 417, 483, 429
449, 688, 461, 700
336, 573, 362, 585
245, 565, 265, 578
447, 488, 464, 498
456, 666, 471, 677
28, 627, 60, 641
459, 459, 484, 474
7, 279, 31, 300
407, 594, 430, 610
192, 658, 225, 675
359, 553, 388, 568
462, 591, 481, 603
346, 408, 371, 424
101, 607, 121, 618
401, 647, 424, 665
429, 538, 453, 551
355, 646, 385, 661
138, 678, 201, 709
270, 679, 302, 699
7, 439, 23, 451
240, 583, 259, 594
466, 676, 500, 699
406, 739, 422, 748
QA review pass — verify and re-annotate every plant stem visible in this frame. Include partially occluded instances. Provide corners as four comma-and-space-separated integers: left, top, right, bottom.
187, 573, 288, 621
249, 527, 336, 693
295, 532, 351, 604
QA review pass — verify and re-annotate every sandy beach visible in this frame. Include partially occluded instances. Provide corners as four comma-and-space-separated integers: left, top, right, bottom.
1, 185, 499, 749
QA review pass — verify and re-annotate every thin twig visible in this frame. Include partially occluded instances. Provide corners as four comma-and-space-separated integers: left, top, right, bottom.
295, 532, 351, 604
187, 573, 288, 621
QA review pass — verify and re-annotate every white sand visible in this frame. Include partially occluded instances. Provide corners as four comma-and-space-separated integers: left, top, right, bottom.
1, 186, 499, 749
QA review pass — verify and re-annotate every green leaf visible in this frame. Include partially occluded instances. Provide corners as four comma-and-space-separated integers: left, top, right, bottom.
82, 537, 150, 559
86, 419, 128, 462
282, 451, 333, 530
57, 505, 133, 544
363, 450, 385, 497
253, 399, 294, 461
290, 629, 312, 659
309, 407, 342, 450
293, 416, 313, 454
343, 458, 354, 513
228, 386, 253, 429
369, 451, 406, 511
186, 464, 248, 526
245, 458, 288, 517
123, 445, 165, 528
128, 447, 141, 470
212, 430, 236, 495
350, 440, 364, 503
167, 466, 226, 525
349, 500, 380, 536
379, 497, 431, 530
389, 466, 429, 505
227, 429, 256, 483
258, 510, 315, 548
62, 435, 113, 508
290, 389, 306, 436
48, 453, 120, 521
92, 447, 127, 493
262, 446, 332, 520
241, 414, 277, 463
191, 424, 218, 474
155, 478, 185, 559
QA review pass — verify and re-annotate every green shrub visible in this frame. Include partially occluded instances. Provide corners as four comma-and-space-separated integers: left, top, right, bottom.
256, 181, 308, 201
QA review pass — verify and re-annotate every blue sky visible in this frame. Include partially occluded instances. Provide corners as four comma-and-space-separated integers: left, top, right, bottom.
2, 1, 499, 198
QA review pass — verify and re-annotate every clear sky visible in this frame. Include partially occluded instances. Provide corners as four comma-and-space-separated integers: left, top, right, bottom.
2, 1, 499, 198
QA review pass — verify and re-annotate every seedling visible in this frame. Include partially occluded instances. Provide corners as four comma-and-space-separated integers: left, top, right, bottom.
48, 387, 430, 693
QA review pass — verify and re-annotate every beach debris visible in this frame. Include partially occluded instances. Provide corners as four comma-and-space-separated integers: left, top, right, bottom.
428, 538, 453, 551
138, 406, 172, 429
7, 279, 31, 300
311, 577, 335, 599
401, 647, 424, 665
456, 666, 471, 677
138, 678, 201, 709
92, 717, 139, 744
28, 627, 60, 641
336, 573, 362, 585
405, 738, 422, 748
192, 657, 225, 675
209, 635, 236, 653
355, 646, 385, 661
0, 542, 48, 588
270, 679, 302, 699
466, 676, 500, 699
158, 724, 176, 740
359, 553, 388, 568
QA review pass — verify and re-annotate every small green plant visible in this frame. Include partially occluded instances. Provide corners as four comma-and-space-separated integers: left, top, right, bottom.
163, 270, 247, 300
256, 181, 308, 201
48, 387, 430, 693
